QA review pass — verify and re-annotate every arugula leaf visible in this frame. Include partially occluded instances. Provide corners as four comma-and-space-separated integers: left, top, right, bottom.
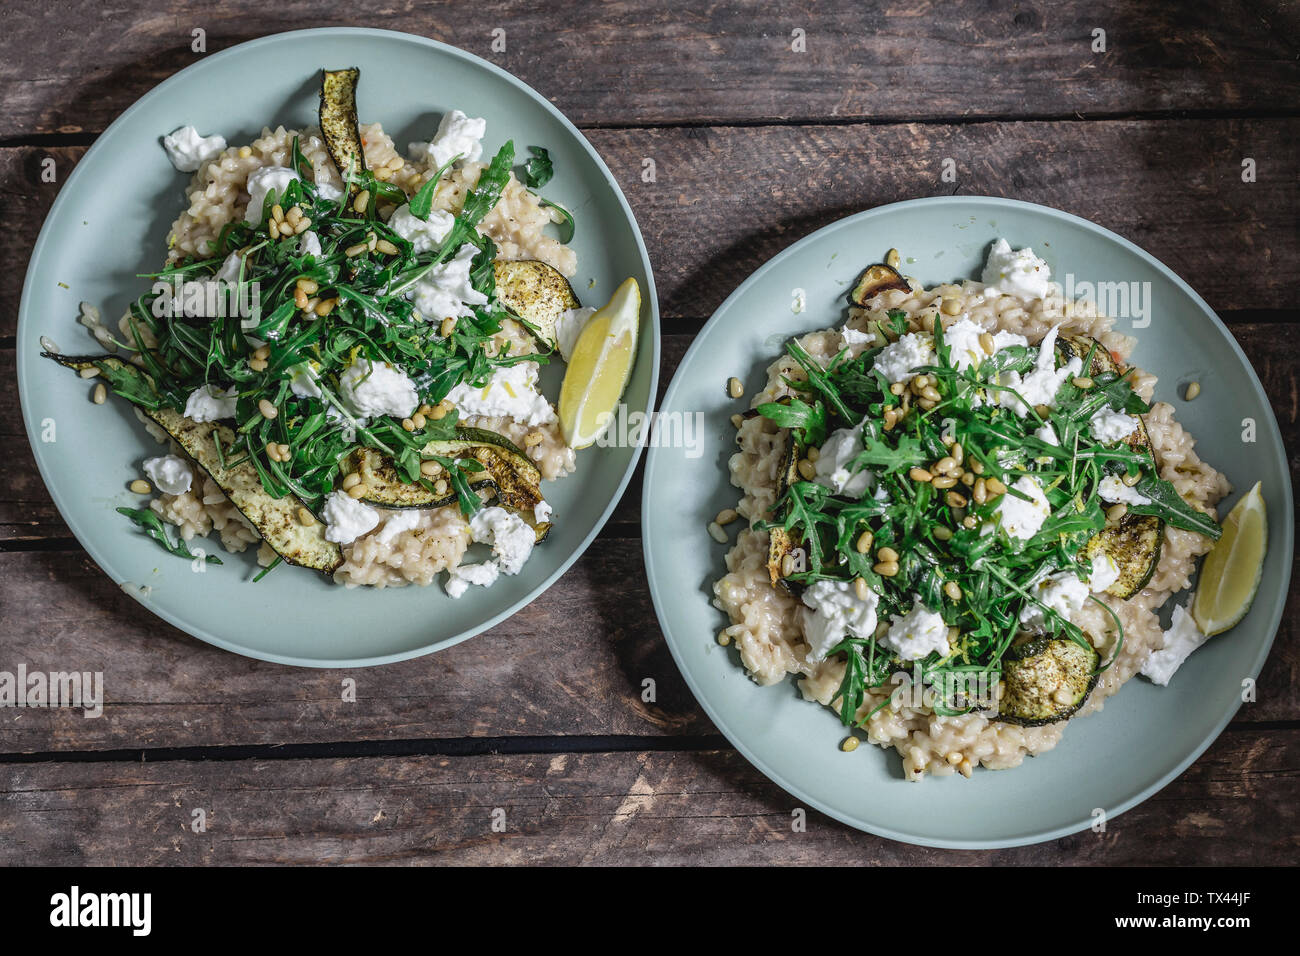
756, 397, 828, 447
408, 153, 463, 221
522, 146, 554, 189
537, 196, 575, 244
116, 507, 223, 564
1130, 474, 1222, 539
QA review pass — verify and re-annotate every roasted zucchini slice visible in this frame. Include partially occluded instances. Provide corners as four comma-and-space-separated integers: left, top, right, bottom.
320, 67, 367, 188
766, 435, 804, 589
44, 351, 344, 572
996, 635, 1099, 726
357, 426, 549, 541
1059, 335, 1164, 597
849, 263, 910, 307
493, 259, 580, 350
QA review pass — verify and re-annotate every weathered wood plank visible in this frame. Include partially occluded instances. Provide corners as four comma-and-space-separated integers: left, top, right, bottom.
0, 539, 713, 752
4, 119, 1297, 336
1, 729, 1294, 864
1, 1, 1296, 137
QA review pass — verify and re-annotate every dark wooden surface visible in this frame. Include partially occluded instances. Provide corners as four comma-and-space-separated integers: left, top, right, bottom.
1, 1, 1296, 865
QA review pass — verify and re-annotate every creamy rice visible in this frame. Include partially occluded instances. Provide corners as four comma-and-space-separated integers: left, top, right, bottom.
713, 276, 1230, 779
115, 121, 577, 587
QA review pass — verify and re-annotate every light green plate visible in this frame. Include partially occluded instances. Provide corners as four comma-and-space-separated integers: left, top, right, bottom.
17, 29, 659, 667
642, 197, 1291, 848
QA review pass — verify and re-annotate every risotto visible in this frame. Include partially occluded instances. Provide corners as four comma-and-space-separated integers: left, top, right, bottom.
49, 68, 606, 599
712, 242, 1231, 779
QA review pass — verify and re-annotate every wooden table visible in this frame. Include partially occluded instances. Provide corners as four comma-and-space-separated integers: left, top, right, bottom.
1, 1, 1296, 865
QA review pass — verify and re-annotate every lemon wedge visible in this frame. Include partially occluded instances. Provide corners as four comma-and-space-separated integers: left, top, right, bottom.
559, 277, 641, 448
1192, 481, 1267, 636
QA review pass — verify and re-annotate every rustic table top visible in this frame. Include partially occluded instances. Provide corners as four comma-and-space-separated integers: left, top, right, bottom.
1, 1, 1296, 865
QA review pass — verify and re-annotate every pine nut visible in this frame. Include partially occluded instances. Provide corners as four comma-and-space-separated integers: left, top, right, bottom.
401, 418, 415, 432
430, 401, 451, 420
951, 443, 964, 466
523, 431, 545, 447
315, 298, 336, 316
874, 561, 900, 577
971, 460, 984, 475
79, 366, 100, 379
271, 204, 284, 223
1034, 404, 1051, 419
841, 736, 861, 753
707, 521, 728, 543
932, 475, 958, 489
921, 385, 942, 402
781, 554, 796, 577
1072, 376, 1094, 389
727, 377, 744, 399
979, 332, 996, 355
92, 383, 107, 404
941, 298, 963, 316
946, 491, 968, 508
258, 399, 278, 419
909, 467, 933, 482
294, 218, 312, 234
805, 446, 820, 462
944, 581, 962, 601
963, 515, 977, 529
855, 530, 873, 554
716, 508, 739, 526
876, 546, 899, 563
347, 483, 369, 499
342, 472, 361, 490
985, 476, 1007, 496
797, 459, 817, 481
885, 248, 901, 268
434, 479, 449, 496
294, 288, 309, 309
1185, 381, 1201, 401
298, 507, 316, 526
352, 189, 370, 213
345, 242, 368, 257
889, 382, 905, 396
129, 479, 151, 494
297, 278, 319, 295
1106, 503, 1128, 522
933, 525, 953, 540
717, 631, 731, 647
286, 206, 302, 226
440, 316, 457, 337
419, 460, 443, 477
730, 414, 744, 429
973, 478, 988, 504
278, 221, 296, 236
854, 577, 869, 601
935, 456, 956, 474
411, 412, 427, 430
375, 239, 399, 256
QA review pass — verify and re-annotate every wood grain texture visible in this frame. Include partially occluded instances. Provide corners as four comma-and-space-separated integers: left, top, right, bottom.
2, 729, 1294, 864
1, 1, 1297, 137
3, 119, 1297, 336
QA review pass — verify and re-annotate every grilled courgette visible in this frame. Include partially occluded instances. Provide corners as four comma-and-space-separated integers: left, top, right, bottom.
849, 263, 910, 307
1057, 334, 1164, 598
493, 259, 580, 350
320, 67, 367, 188
996, 634, 1099, 726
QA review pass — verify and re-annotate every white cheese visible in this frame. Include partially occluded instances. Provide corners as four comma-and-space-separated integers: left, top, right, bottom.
183, 384, 238, 422
534, 500, 553, 524
812, 423, 872, 497
1034, 422, 1059, 446
1090, 406, 1139, 443
315, 179, 344, 202
800, 579, 880, 662
387, 203, 456, 254
1141, 604, 1208, 685
992, 325, 1083, 416
840, 324, 875, 353
1098, 475, 1152, 506
555, 307, 598, 362
296, 230, 322, 258
409, 242, 489, 322
161, 125, 227, 172
445, 361, 556, 427
1088, 553, 1122, 593
872, 331, 935, 384
142, 455, 193, 496
243, 166, 299, 224
322, 491, 380, 545
410, 109, 487, 169
339, 359, 419, 420
375, 508, 421, 544
288, 362, 322, 399
215, 252, 245, 283
981, 238, 1052, 300
444, 561, 501, 598
468, 506, 535, 574
1019, 571, 1089, 629
989, 475, 1052, 540
883, 598, 951, 661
